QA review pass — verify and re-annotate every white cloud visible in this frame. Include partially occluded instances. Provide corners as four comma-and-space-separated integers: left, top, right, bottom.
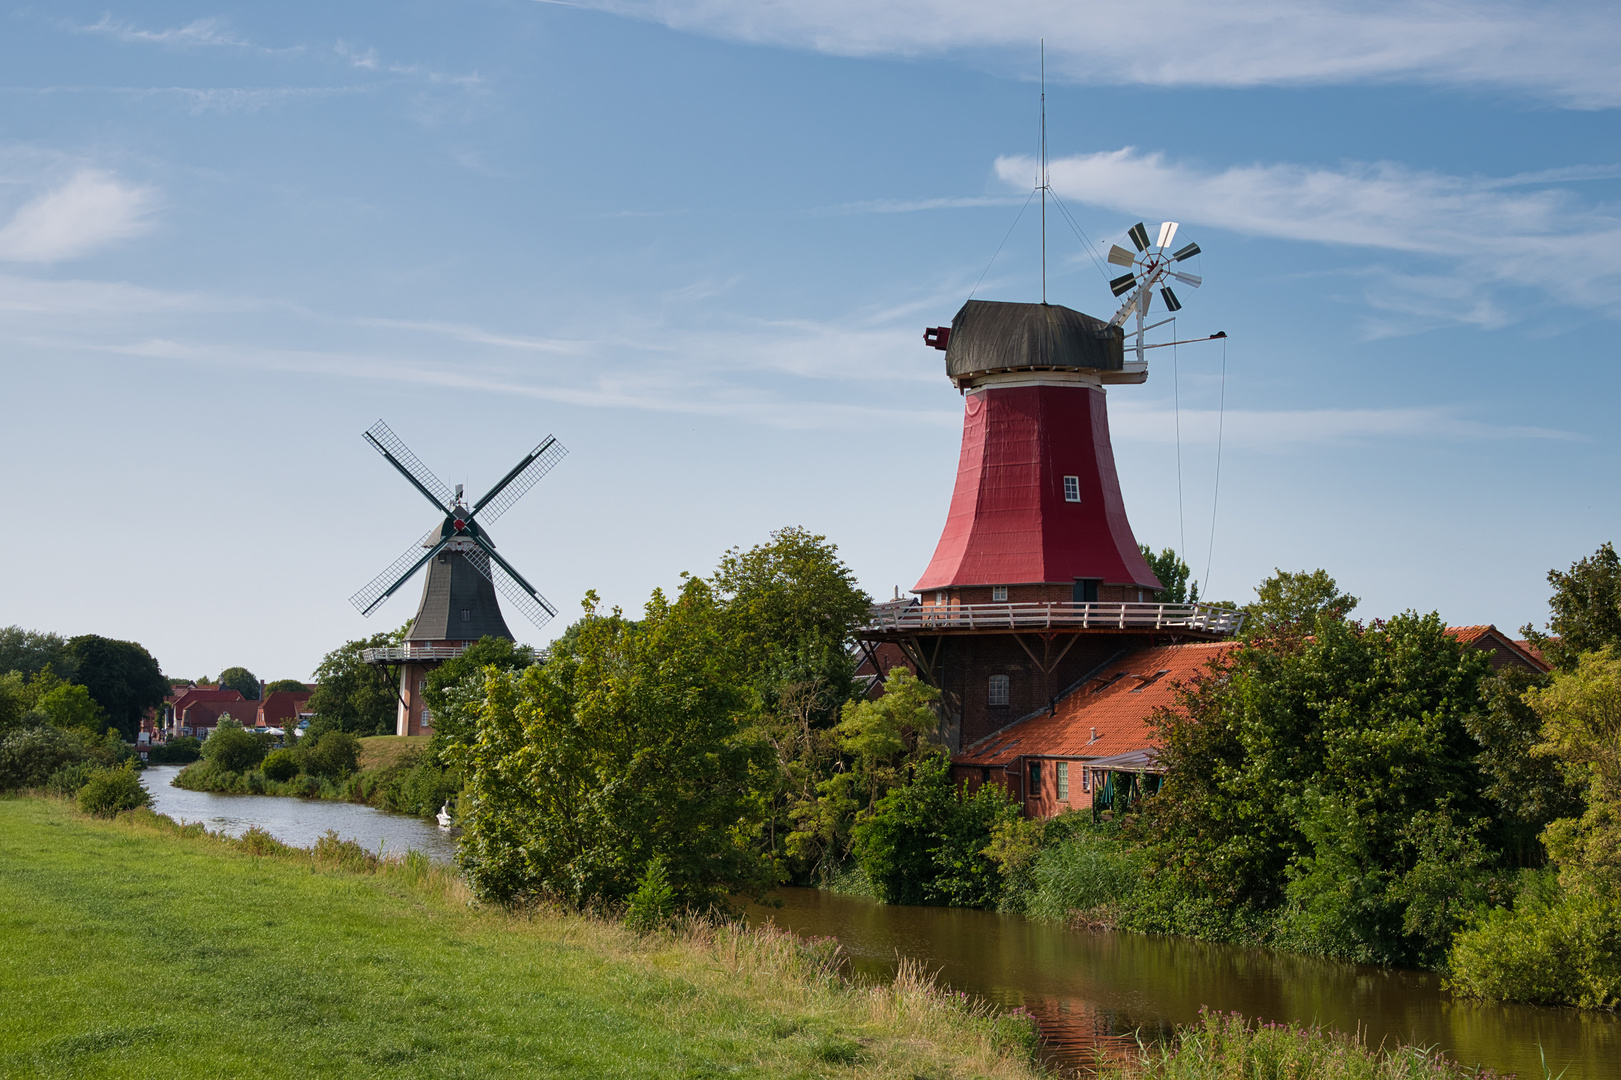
73, 15, 297, 54
997, 148, 1621, 317
0, 172, 155, 262
572, 1, 1621, 107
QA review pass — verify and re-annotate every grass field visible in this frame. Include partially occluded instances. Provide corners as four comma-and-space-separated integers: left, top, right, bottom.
357, 734, 432, 771
0, 796, 1041, 1080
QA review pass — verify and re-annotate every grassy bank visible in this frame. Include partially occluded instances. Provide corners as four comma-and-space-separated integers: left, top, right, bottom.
0, 795, 1042, 1079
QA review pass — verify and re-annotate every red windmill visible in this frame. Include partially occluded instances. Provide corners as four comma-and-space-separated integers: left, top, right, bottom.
859, 222, 1239, 751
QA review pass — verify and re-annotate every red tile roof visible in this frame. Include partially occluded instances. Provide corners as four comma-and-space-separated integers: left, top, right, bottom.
257, 691, 313, 725
956, 641, 1239, 767
1444, 624, 1549, 673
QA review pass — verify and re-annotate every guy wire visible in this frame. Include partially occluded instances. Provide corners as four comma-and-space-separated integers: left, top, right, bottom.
968, 187, 1038, 300
1173, 320, 1186, 567
1203, 333, 1228, 596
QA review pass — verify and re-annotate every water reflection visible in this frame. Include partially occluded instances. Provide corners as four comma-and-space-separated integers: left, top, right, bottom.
745, 888, 1618, 1079
138, 765, 458, 863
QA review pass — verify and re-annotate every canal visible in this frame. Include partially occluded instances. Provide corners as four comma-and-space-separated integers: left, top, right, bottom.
136, 767, 1614, 1077
138, 765, 457, 863
745, 889, 1618, 1078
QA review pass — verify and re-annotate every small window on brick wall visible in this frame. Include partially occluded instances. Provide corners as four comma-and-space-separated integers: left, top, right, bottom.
1063, 475, 1081, 502
988, 674, 1010, 706
1028, 760, 1041, 792
992, 585, 1008, 602
1057, 761, 1069, 801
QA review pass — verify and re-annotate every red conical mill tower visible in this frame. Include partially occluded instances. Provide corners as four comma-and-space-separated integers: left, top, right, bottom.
917, 299, 1161, 604
859, 299, 1239, 751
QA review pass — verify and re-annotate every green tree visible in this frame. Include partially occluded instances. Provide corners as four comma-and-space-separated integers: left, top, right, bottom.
1242, 569, 1359, 639
1139, 609, 1497, 963
457, 582, 774, 910
785, 669, 943, 878
1465, 667, 1585, 864
34, 683, 106, 733
0, 672, 28, 736
217, 666, 261, 700
263, 679, 309, 695
201, 718, 269, 773
64, 635, 168, 741
711, 526, 871, 727
0, 626, 75, 680
1140, 545, 1197, 603
421, 635, 535, 752
307, 625, 407, 736
1523, 542, 1621, 671
1526, 647, 1621, 898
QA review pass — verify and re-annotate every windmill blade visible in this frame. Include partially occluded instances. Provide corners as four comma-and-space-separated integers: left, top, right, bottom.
363, 420, 455, 513
471, 436, 568, 525
1109, 273, 1138, 297
1156, 222, 1179, 249
349, 530, 448, 617
468, 534, 558, 627
1107, 244, 1137, 268
1127, 222, 1151, 251
1171, 242, 1201, 262
1171, 271, 1202, 288
1161, 287, 1182, 312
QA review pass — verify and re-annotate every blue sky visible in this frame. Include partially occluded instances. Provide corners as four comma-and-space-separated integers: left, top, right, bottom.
2, 1, 1617, 681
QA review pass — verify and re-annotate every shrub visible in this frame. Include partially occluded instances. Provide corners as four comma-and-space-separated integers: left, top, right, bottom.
147, 736, 201, 765
625, 855, 677, 933
0, 725, 94, 791
200, 719, 268, 773
1448, 873, 1621, 1008
76, 765, 152, 817
303, 731, 360, 779
45, 761, 100, 796
261, 748, 302, 782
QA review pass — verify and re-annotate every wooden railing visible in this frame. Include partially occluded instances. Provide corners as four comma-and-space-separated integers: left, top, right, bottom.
860, 600, 1244, 635
360, 644, 543, 664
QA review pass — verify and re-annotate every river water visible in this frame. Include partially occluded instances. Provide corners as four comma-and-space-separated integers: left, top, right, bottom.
134, 768, 1612, 1077
138, 765, 458, 863
744, 888, 1619, 1079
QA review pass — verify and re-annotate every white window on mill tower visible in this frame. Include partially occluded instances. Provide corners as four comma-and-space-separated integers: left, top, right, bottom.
992, 585, 1008, 602
988, 674, 1009, 706
1063, 475, 1081, 502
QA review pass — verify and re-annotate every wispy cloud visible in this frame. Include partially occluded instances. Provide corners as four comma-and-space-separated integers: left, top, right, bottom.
571, 1, 1621, 107
996, 147, 1621, 320
73, 15, 299, 54
812, 195, 1028, 215
0, 171, 155, 262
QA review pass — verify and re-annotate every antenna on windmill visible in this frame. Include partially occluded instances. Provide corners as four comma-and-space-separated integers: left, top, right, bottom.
1105, 221, 1220, 363
1040, 39, 1047, 304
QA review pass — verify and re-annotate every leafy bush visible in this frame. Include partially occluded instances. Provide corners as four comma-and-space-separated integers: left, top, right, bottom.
303, 731, 360, 779
261, 748, 302, 782
76, 765, 152, 817
0, 725, 95, 791
852, 755, 1019, 908
625, 855, 677, 933
200, 719, 268, 773
146, 736, 201, 765
1448, 873, 1621, 1008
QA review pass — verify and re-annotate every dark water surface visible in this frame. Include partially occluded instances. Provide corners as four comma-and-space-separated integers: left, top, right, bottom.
745, 887, 1618, 1078
138, 765, 458, 863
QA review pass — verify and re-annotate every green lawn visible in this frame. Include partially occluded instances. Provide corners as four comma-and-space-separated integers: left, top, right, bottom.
0, 797, 1039, 1080
357, 734, 432, 772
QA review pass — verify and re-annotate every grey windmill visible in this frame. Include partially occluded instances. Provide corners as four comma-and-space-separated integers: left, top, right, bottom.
350, 420, 566, 736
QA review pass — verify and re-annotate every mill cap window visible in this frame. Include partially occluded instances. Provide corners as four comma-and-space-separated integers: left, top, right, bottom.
1063, 475, 1081, 502
991, 585, 1008, 602
460, 608, 472, 623
988, 674, 1010, 706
